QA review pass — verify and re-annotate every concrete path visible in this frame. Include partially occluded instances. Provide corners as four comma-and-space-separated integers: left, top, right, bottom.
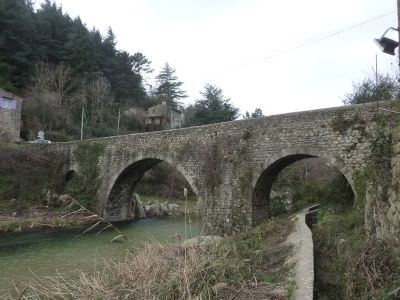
287, 206, 317, 300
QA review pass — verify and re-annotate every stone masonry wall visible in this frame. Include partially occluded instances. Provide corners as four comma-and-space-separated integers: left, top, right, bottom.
52, 102, 396, 236
366, 128, 400, 245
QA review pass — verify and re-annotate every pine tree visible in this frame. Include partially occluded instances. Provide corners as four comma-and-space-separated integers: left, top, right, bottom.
0, 0, 148, 110
62, 17, 99, 74
155, 62, 187, 107
35, 0, 72, 64
0, 0, 37, 91
187, 84, 239, 125
132, 52, 153, 76
109, 51, 146, 104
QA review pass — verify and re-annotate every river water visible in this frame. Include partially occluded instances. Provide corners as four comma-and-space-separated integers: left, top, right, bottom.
0, 216, 202, 292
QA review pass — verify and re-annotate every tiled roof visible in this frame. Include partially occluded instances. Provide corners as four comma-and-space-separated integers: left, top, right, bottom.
0, 88, 24, 101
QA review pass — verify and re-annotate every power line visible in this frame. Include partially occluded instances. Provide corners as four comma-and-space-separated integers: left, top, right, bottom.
209, 10, 396, 78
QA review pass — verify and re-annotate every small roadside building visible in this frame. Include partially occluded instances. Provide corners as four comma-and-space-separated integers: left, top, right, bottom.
145, 101, 184, 129
0, 88, 23, 142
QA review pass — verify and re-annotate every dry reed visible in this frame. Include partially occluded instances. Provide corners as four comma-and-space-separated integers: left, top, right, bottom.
8, 217, 294, 299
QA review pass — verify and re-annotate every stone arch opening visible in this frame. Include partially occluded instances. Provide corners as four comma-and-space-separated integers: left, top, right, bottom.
252, 153, 355, 226
65, 170, 77, 183
104, 158, 197, 222
63, 170, 78, 192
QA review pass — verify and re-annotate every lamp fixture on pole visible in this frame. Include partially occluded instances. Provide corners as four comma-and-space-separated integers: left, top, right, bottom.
374, 27, 399, 56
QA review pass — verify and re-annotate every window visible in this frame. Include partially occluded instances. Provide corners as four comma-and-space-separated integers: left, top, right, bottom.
0, 98, 16, 110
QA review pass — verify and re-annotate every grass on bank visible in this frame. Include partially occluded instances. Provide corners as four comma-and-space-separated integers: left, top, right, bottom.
313, 204, 400, 299
0, 215, 101, 235
10, 217, 294, 300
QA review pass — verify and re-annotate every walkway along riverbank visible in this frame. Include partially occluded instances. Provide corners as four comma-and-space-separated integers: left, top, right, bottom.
286, 206, 318, 300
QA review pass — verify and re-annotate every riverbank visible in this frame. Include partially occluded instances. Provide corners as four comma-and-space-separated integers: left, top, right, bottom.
0, 206, 94, 236
8, 216, 294, 299
0, 196, 197, 236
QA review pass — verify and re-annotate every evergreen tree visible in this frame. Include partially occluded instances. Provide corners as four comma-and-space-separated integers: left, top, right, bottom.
35, 0, 72, 64
109, 51, 146, 104
103, 27, 117, 57
244, 108, 263, 119
0, 0, 37, 91
132, 52, 153, 75
155, 62, 187, 106
62, 17, 99, 74
0, 0, 152, 138
187, 84, 239, 126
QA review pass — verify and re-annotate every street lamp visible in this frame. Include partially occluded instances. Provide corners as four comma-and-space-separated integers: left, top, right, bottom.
373, 25, 400, 113
374, 27, 399, 56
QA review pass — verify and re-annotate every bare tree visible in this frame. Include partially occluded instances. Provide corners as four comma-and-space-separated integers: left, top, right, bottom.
53, 64, 76, 104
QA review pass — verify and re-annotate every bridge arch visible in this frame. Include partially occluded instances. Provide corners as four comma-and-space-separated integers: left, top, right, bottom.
251, 147, 354, 226
103, 153, 198, 221
65, 169, 78, 183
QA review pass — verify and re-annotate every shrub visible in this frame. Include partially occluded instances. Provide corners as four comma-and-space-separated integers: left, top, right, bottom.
0, 144, 65, 211
313, 205, 400, 299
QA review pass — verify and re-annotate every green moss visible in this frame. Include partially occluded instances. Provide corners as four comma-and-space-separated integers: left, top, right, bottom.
352, 127, 393, 207
286, 279, 296, 300
67, 142, 105, 209
353, 169, 368, 209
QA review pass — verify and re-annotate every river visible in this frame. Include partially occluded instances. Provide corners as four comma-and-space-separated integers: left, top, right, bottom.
0, 216, 202, 293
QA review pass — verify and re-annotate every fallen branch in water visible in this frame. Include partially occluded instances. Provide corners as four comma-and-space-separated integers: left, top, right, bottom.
62, 198, 127, 242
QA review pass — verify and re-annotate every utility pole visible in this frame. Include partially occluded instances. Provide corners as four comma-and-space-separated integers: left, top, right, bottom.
117, 107, 121, 135
398, 0, 400, 74
80, 106, 84, 140
376, 54, 379, 110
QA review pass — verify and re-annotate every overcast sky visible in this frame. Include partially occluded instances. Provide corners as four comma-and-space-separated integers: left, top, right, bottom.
36, 0, 398, 116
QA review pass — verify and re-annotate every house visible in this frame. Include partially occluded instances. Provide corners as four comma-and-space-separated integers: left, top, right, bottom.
0, 88, 23, 142
144, 102, 184, 129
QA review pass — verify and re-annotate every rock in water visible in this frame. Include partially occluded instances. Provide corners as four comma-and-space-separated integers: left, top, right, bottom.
59, 194, 74, 205
167, 203, 180, 211
160, 202, 169, 215
44, 190, 60, 207
141, 200, 181, 217
132, 193, 146, 219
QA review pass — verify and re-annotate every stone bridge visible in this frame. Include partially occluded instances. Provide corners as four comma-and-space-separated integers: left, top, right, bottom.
51, 102, 400, 237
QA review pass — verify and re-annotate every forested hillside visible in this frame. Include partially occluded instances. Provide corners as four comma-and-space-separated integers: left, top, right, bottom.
1, 0, 147, 101
0, 0, 246, 141
0, 0, 180, 140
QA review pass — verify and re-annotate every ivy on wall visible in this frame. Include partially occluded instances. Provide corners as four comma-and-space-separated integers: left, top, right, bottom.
354, 126, 393, 210
67, 142, 105, 209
